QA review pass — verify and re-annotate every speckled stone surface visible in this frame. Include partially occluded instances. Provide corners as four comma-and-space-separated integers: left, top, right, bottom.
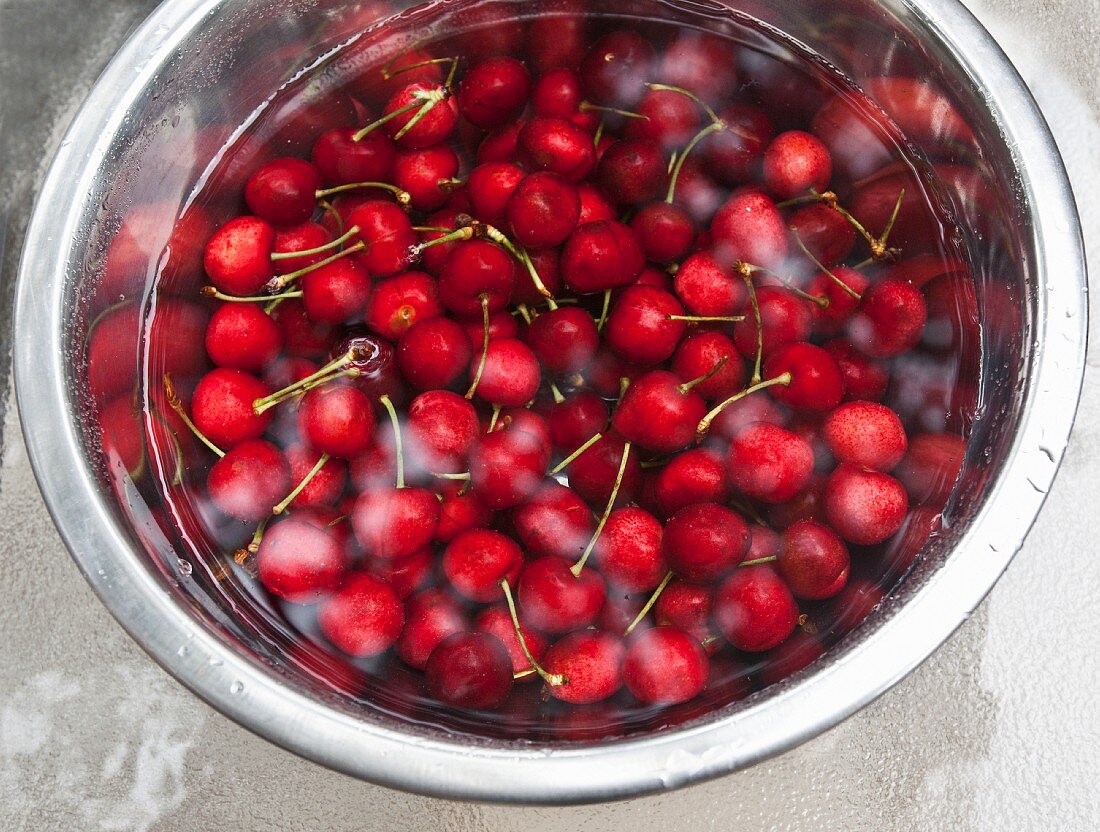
1, 1, 1097, 828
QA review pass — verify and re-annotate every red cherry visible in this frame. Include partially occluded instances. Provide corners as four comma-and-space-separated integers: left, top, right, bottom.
758, 630, 825, 686
726, 421, 814, 503
808, 267, 870, 336
580, 30, 653, 107
301, 257, 372, 324
460, 309, 519, 347
532, 67, 583, 118
467, 162, 526, 226
439, 239, 516, 316
654, 579, 715, 647
425, 632, 515, 709
708, 392, 788, 442
207, 439, 290, 523
748, 523, 781, 561
543, 630, 625, 704
435, 480, 493, 543
762, 130, 832, 199
824, 463, 909, 545
766, 472, 827, 531
652, 447, 730, 517
848, 278, 928, 357
512, 481, 594, 562
576, 182, 617, 224
622, 626, 708, 705
469, 425, 548, 509
733, 286, 814, 359
469, 337, 540, 407
497, 408, 553, 455
566, 432, 641, 508
271, 298, 337, 359
477, 120, 525, 164
506, 172, 581, 248
392, 145, 460, 212
630, 201, 696, 263
244, 157, 323, 227
395, 588, 468, 670
824, 338, 890, 402
405, 390, 479, 474
204, 303, 283, 373
777, 520, 850, 600
673, 250, 746, 317
513, 247, 563, 305
284, 443, 347, 508
612, 370, 704, 454
605, 285, 686, 366
702, 103, 774, 185
329, 330, 403, 401
789, 202, 857, 266
442, 529, 524, 602
548, 390, 609, 454
671, 331, 744, 401
474, 605, 549, 676
364, 270, 442, 341
895, 431, 966, 505
517, 117, 596, 182
256, 515, 345, 602
627, 88, 699, 149
367, 547, 433, 599
351, 486, 441, 559
318, 572, 403, 657
311, 127, 396, 186
396, 317, 474, 391
191, 368, 272, 449
821, 400, 907, 472
560, 220, 646, 295
203, 216, 275, 296
527, 307, 599, 375
764, 342, 845, 412
711, 189, 789, 269
271, 222, 332, 274
714, 565, 798, 652
457, 56, 532, 128
594, 506, 667, 592
348, 200, 418, 277
663, 503, 749, 582
379, 82, 459, 148
596, 138, 667, 206
518, 556, 605, 633
298, 384, 375, 459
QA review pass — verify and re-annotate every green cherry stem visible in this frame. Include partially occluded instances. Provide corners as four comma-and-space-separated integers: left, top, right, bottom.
644, 82, 722, 125
253, 349, 360, 415
163, 373, 224, 458
696, 373, 793, 439
273, 453, 330, 515
270, 225, 361, 261
465, 294, 491, 401
201, 287, 303, 303
315, 183, 411, 207
579, 101, 650, 121
378, 394, 405, 489
737, 261, 764, 385
265, 241, 365, 293
500, 578, 565, 686
550, 432, 603, 475
790, 227, 862, 301
678, 355, 729, 396
667, 314, 745, 323
623, 570, 674, 636
740, 555, 778, 567
571, 441, 632, 577
666, 120, 724, 204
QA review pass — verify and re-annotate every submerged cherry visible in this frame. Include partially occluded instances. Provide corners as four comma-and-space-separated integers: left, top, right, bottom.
622, 626, 708, 705
318, 572, 404, 657
518, 556, 606, 633
542, 630, 625, 704
663, 502, 749, 581
777, 520, 850, 600
256, 515, 345, 602
714, 565, 798, 652
425, 632, 514, 709
207, 439, 290, 523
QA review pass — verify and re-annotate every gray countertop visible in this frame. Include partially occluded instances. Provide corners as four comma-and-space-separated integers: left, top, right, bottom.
1, 0, 1098, 828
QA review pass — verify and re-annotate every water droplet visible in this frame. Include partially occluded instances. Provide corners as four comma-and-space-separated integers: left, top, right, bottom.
177, 558, 193, 576
229, 680, 244, 695
208, 657, 223, 668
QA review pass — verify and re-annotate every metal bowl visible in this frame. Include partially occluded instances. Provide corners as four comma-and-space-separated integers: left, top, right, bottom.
14, 0, 1087, 804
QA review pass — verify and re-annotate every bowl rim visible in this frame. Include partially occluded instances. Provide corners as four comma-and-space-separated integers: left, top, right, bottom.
13, 0, 1088, 804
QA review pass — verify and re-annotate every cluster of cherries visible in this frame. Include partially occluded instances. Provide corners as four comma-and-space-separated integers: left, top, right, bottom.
161, 24, 956, 714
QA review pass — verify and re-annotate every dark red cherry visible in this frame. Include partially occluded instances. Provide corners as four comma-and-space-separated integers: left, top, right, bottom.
612, 370, 704, 454
457, 56, 532, 128
271, 222, 332, 275
671, 331, 744, 402
824, 463, 909, 545
301, 257, 372, 325
506, 172, 581, 248
397, 317, 474, 391
560, 220, 646, 295
726, 421, 814, 503
824, 339, 890, 402
469, 337, 541, 407
596, 138, 667, 206
576, 182, 617, 224
714, 565, 798, 652
654, 579, 716, 647
519, 556, 606, 633
733, 286, 814, 359
351, 486, 441, 559
203, 216, 275, 297
477, 119, 525, 164
406, 390, 479, 474
330, 330, 402, 401
205, 303, 283, 373
527, 307, 599, 375
627, 87, 699, 149
439, 239, 516, 316
762, 130, 832, 199
595, 506, 667, 592
256, 515, 345, 602
630, 201, 696, 263
368, 547, 433, 599
379, 82, 459, 148
442, 529, 523, 603
711, 189, 789, 270
777, 520, 850, 600
392, 145, 460, 212
789, 202, 857, 266
808, 267, 870, 336
474, 605, 549, 677
298, 384, 376, 459
895, 431, 966, 505
663, 502, 749, 582
702, 104, 774, 185
191, 368, 272, 449
652, 447, 730, 517
848, 278, 927, 357
435, 480, 493, 543
674, 250, 746, 317
622, 626, 708, 705
467, 161, 526, 227
312, 127, 396, 186
347, 200, 418, 278
425, 632, 514, 709
284, 443, 347, 509
469, 425, 548, 509
543, 630, 625, 704
318, 572, 403, 657
566, 432, 642, 508
517, 117, 596, 182
244, 157, 323, 227
548, 390, 609, 454
395, 588, 468, 670
605, 285, 686, 366
512, 481, 594, 562
580, 30, 653, 107
207, 439, 290, 523
764, 342, 845, 413
364, 270, 442, 341
532, 67, 583, 118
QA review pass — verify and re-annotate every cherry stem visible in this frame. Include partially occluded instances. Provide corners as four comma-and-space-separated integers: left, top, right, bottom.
201, 287, 303, 303
514, 304, 532, 325
465, 295, 491, 400
678, 355, 729, 396
597, 289, 612, 332
382, 55, 457, 81
481, 225, 556, 306
265, 241, 365, 292
593, 116, 606, 148
790, 227, 862, 301
394, 90, 447, 141
487, 403, 502, 433
353, 99, 422, 141
696, 372, 792, 438
353, 87, 447, 142
571, 441, 631, 577
234, 518, 269, 565
253, 349, 359, 415
667, 314, 744, 323
318, 199, 343, 235
270, 225, 361, 261
730, 495, 767, 526
315, 182, 411, 207
817, 188, 905, 260
666, 120, 724, 204
163, 373, 224, 458
414, 225, 475, 254
378, 394, 404, 489
644, 82, 722, 125
550, 432, 603, 475
273, 453, 329, 515
774, 192, 833, 210
433, 471, 471, 480
579, 101, 649, 121
624, 570, 674, 636
740, 555, 778, 567
737, 263, 764, 385
513, 668, 537, 680
617, 376, 632, 406
500, 579, 565, 686
548, 382, 566, 405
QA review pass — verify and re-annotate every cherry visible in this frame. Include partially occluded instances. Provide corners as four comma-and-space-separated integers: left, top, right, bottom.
714, 565, 798, 652
517, 117, 596, 182
674, 251, 747, 317
403, 390, 476, 474
594, 506, 667, 592
652, 447, 730, 517
580, 30, 653, 107
439, 239, 516, 316
726, 421, 814, 503
543, 630, 625, 704
758, 630, 825, 686
763, 342, 845, 412
518, 555, 605, 633
457, 56, 531, 128
364, 270, 442, 341
467, 162, 526, 226
368, 547, 433, 599
204, 303, 283, 373
747, 523, 781, 560
461, 309, 519, 347
821, 400, 907, 472
395, 588, 468, 670
329, 330, 402, 401
469, 424, 548, 509
474, 606, 549, 676
301, 257, 372, 324
506, 172, 581, 248
373, 81, 459, 149
312, 127, 396, 186
733, 286, 814, 360
391, 145, 460, 212
895, 431, 966, 505
256, 515, 345, 601
477, 119, 525, 164
663, 502, 749, 581
548, 390, 609, 453
777, 519, 850, 600
514, 247, 563, 305
627, 87, 699, 149
271, 222, 333, 274
353, 484, 441, 558
807, 267, 869, 336
396, 317, 474, 391
283, 443, 347, 509
495, 408, 553, 454
439, 528, 522, 603
622, 626, 708, 705
272, 298, 337, 359
789, 202, 857, 266
298, 384, 376, 459
596, 138, 667, 206
435, 480, 493, 542
566, 432, 642, 509
318, 572, 404, 657
654, 579, 715, 647
512, 481, 594, 561
191, 368, 273, 449
671, 331, 743, 402
207, 439, 290, 523
605, 285, 686, 366
527, 307, 599, 375
532, 68, 582, 119
824, 339, 890, 402
348, 200, 418, 277
244, 157, 323, 227
848, 278, 928, 357
630, 201, 696, 263
203, 216, 275, 296
468, 337, 540, 407
711, 189, 789, 269
824, 463, 909, 545
762, 130, 831, 199
576, 182, 617, 224
425, 632, 515, 709
561, 220, 646, 295
612, 370, 705, 454
766, 472, 827, 531
702, 104, 774, 185
528, 0, 587, 72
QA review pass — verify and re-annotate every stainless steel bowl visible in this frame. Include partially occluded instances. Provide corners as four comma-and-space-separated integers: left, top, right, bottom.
14, 0, 1087, 803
